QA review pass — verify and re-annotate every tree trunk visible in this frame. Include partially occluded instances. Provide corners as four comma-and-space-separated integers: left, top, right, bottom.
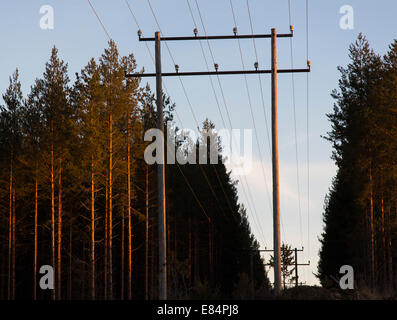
151, 214, 156, 300
104, 174, 108, 300
145, 165, 149, 300
51, 141, 56, 300
91, 155, 95, 300
12, 185, 16, 300
57, 158, 62, 300
381, 195, 386, 292
121, 207, 125, 300
127, 117, 132, 300
108, 112, 113, 299
34, 164, 38, 300
387, 206, 393, 296
369, 166, 375, 292
68, 217, 72, 300
8, 162, 12, 300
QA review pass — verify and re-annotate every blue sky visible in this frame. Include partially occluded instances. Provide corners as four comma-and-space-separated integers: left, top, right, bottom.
1, 0, 396, 286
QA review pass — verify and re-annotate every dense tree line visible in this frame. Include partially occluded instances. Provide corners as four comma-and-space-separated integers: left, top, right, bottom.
318, 34, 397, 296
0, 41, 269, 300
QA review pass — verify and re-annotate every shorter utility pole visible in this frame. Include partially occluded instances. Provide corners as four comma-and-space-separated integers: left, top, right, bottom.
155, 31, 167, 300
293, 247, 310, 287
260, 247, 310, 289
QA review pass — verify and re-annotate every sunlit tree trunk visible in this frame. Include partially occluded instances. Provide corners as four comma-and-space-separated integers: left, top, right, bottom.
50, 127, 56, 300
127, 117, 132, 300
57, 158, 62, 300
91, 155, 95, 300
387, 206, 393, 295
108, 112, 113, 299
104, 174, 108, 300
68, 217, 72, 300
145, 165, 149, 301
151, 218, 155, 299
121, 207, 125, 300
381, 195, 386, 292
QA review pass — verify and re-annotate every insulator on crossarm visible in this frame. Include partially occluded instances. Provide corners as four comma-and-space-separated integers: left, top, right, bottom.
214, 63, 219, 72
307, 60, 311, 69
193, 28, 198, 37
175, 64, 179, 73
137, 29, 142, 38
254, 62, 259, 70
290, 25, 294, 34
233, 27, 237, 36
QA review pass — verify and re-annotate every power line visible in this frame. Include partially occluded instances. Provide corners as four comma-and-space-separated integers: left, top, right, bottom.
287, 0, 303, 247
184, 0, 245, 227
245, 0, 272, 156
185, 0, 268, 239
144, 0, 240, 228
87, 0, 112, 41
228, 0, 282, 241
124, 0, 184, 127
146, 0, 201, 127
124, 1, 214, 224
191, 0, 270, 246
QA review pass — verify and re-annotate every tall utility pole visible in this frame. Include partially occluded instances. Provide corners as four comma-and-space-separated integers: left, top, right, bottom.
155, 31, 167, 300
126, 27, 310, 299
271, 28, 281, 294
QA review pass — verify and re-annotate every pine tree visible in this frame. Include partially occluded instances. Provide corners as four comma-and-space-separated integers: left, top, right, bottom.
0, 69, 23, 300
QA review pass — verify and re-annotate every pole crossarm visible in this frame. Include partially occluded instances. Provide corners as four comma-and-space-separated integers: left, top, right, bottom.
138, 32, 293, 42
126, 68, 310, 78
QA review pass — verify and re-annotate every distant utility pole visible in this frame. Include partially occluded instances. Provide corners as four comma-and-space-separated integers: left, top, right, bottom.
261, 247, 310, 288
126, 27, 310, 298
293, 247, 310, 287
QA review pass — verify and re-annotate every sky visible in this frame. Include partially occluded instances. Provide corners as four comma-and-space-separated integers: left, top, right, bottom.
1, 0, 397, 287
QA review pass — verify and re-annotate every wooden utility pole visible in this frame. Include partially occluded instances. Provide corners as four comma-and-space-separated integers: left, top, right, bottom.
155, 31, 167, 300
271, 28, 281, 295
